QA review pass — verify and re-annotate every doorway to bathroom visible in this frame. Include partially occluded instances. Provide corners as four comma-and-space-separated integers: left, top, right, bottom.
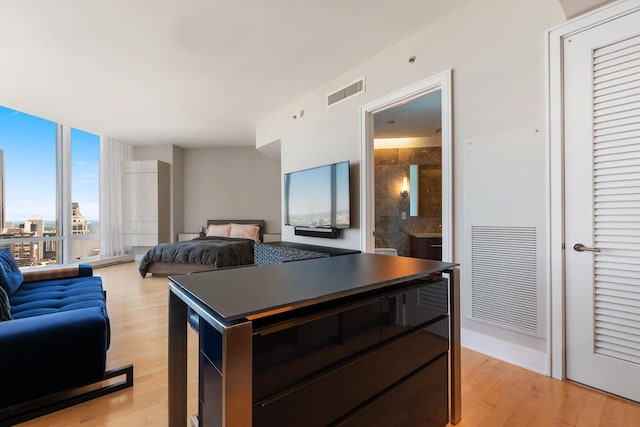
360, 71, 452, 261
373, 91, 443, 257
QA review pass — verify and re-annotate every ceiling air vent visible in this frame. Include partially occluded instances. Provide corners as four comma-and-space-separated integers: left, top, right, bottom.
327, 77, 365, 107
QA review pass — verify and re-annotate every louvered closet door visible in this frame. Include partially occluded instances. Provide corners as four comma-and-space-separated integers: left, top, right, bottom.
564, 9, 640, 402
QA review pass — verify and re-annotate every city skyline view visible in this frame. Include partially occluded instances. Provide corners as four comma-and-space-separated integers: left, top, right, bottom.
0, 105, 100, 224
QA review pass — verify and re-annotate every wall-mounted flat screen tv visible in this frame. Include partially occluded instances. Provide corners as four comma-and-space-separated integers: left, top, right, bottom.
284, 160, 350, 229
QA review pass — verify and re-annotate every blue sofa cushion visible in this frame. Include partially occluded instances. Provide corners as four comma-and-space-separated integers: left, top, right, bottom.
0, 287, 11, 321
9, 276, 106, 319
8, 274, 110, 349
0, 249, 23, 297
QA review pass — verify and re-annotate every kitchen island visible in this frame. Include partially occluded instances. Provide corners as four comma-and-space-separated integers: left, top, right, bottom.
168, 253, 460, 426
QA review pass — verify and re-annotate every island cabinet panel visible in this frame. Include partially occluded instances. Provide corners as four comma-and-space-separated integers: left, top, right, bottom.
253, 327, 448, 426
252, 299, 383, 402
251, 279, 449, 426
335, 354, 448, 427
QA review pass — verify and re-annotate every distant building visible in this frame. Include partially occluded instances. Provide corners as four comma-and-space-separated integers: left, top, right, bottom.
1, 218, 58, 267
25, 215, 45, 261
72, 202, 91, 235
71, 202, 99, 259
43, 231, 58, 261
0, 202, 96, 266
1, 227, 37, 267
8, 240, 38, 267
24, 215, 44, 236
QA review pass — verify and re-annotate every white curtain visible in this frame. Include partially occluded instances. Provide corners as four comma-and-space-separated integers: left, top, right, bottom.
99, 137, 133, 258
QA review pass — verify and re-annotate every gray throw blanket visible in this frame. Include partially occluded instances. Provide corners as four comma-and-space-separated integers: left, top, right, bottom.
138, 236, 254, 277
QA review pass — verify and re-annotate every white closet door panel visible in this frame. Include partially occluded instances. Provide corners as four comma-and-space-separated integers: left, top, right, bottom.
565, 7, 640, 402
593, 101, 640, 118
595, 92, 640, 111
593, 85, 640, 106
594, 107, 640, 124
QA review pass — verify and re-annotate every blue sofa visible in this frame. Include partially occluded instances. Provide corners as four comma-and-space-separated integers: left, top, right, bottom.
0, 250, 133, 424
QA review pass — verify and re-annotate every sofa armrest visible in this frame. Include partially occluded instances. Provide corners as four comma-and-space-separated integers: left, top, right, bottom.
21, 264, 93, 283
0, 306, 108, 407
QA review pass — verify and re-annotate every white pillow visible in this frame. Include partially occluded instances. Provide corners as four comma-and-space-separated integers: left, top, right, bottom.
230, 223, 260, 242
205, 223, 231, 237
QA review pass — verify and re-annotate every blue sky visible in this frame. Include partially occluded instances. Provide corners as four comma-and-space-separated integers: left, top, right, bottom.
0, 106, 100, 222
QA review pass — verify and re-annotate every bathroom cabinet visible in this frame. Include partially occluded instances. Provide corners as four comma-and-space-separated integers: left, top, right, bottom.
410, 233, 442, 260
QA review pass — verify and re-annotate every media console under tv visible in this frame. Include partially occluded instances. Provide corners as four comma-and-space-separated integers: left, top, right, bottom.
168, 253, 461, 426
294, 225, 341, 238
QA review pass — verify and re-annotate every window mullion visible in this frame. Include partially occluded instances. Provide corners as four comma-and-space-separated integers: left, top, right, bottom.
59, 124, 72, 264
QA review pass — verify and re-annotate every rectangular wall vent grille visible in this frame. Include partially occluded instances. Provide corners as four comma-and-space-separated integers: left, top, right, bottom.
592, 36, 640, 365
417, 280, 448, 312
471, 226, 540, 336
327, 78, 365, 107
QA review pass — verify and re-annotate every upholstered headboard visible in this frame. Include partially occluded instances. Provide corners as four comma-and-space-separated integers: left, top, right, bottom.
207, 219, 266, 242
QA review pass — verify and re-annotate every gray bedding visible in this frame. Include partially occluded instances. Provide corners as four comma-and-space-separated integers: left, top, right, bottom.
138, 236, 255, 277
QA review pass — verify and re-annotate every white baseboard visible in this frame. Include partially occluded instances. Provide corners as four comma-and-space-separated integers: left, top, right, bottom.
461, 328, 548, 375
89, 254, 135, 268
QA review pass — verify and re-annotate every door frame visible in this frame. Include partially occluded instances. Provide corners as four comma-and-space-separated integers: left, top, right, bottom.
548, 0, 640, 380
360, 70, 453, 261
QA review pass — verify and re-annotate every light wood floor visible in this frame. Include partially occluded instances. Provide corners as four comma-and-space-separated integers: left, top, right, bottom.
17, 262, 640, 426
447, 347, 640, 427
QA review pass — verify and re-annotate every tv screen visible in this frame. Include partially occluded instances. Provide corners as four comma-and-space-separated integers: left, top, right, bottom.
284, 161, 350, 229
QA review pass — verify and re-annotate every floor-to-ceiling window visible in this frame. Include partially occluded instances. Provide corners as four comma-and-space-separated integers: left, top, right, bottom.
0, 105, 101, 266
0, 106, 59, 266
71, 128, 100, 260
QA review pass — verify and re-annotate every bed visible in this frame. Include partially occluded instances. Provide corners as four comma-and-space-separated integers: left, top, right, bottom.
138, 219, 265, 277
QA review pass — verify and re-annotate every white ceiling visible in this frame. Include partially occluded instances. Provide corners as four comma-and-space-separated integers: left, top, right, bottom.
0, 0, 472, 148
374, 90, 442, 140
557, 0, 613, 19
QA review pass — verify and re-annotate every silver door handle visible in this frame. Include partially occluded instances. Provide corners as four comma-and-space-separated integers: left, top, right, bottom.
573, 243, 601, 252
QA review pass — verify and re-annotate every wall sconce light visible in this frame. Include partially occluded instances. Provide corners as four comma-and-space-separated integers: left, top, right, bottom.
401, 176, 409, 198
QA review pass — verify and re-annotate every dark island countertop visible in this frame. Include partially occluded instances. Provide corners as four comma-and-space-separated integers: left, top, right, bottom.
169, 253, 458, 322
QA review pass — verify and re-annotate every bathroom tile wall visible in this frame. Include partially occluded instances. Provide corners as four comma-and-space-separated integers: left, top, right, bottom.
374, 147, 442, 256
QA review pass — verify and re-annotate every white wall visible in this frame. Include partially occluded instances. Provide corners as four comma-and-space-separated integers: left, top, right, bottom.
172, 145, 185, 238
183, 147, 281, 235
256, 0, 567, 373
